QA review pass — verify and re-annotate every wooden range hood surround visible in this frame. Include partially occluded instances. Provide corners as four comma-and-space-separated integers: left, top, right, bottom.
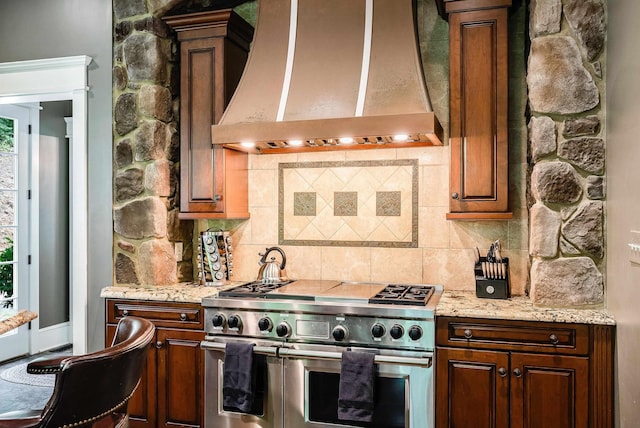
211, 0, 443, 154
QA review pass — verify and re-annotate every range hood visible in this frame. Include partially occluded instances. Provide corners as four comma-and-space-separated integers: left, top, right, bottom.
212, 0, 443, 154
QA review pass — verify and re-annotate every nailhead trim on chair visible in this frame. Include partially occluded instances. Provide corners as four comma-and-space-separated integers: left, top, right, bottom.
58, 381, 138, 428
27, 367, 61, 374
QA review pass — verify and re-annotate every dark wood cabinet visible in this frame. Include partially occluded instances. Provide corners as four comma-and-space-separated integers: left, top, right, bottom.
437, 347, 510, 428
106, 299, 205, 428
164, 10, 253, 219
438, 0, 512, 220
436, 316, 614, 428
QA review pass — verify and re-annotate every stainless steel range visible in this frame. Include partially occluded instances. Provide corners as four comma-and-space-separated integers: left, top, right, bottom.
201, 279, 442, 428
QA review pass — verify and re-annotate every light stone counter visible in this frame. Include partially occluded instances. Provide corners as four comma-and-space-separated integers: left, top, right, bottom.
100, 283, 242, 304
0, 310, 38, 335
436, 290, 615, 325
100, 285, 616, 326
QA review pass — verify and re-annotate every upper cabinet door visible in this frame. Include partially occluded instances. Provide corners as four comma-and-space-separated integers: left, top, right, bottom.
446, 5, 512, 220
165, 11, 253, 219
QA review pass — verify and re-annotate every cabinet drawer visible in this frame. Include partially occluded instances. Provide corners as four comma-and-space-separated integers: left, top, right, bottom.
106, 299, 204, 329
436, 316, 589, 355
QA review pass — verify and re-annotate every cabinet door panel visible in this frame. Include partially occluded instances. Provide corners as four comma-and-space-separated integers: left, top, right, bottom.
436, 348, 509, 428
107, 324, 157, 428
180, 38, 225, 214
157, 328, 206, 428
510, 353, 588, 428
449, 8, 509, 214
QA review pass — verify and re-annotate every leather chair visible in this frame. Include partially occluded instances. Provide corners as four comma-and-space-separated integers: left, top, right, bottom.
0, 316, 155, 428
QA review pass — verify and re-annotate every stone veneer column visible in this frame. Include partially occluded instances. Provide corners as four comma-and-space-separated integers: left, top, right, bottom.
527, 0, 606, 305
112, 0, 193, 285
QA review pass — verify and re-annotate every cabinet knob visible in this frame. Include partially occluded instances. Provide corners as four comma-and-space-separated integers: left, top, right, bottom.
463, 329, 473, 339
549, 334, 559, 345
122, 309, 129, 316
156, 341, 163, 349
498, 367, 507, 377
180, 313, 187, 321
452, 192, 459, 200
513, 368, 522, 378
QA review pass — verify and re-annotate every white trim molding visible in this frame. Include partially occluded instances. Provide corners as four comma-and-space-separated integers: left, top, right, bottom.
0, 55, 91, 355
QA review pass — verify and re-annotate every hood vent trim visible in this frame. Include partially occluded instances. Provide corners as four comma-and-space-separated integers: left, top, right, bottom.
212, 0, 443, 154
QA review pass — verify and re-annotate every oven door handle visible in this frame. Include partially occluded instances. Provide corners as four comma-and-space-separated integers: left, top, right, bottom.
278, 348, 432, 368
201, 340, 279, 357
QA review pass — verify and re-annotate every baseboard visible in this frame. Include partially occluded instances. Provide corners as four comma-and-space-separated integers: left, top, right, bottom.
38, 322, 71, 353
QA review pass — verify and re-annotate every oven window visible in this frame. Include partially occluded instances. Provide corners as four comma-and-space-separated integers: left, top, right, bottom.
222, 355, 267, 416
307, 371, 406, 427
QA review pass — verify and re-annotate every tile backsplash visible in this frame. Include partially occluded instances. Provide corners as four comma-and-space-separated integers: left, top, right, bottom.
204, 147, 528, 294
279, 160, 418, 247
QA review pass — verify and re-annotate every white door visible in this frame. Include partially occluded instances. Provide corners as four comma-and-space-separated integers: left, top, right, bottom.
0, 104, 31, 361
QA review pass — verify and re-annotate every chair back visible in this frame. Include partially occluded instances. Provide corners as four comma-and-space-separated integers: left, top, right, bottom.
39, 316, 155, 428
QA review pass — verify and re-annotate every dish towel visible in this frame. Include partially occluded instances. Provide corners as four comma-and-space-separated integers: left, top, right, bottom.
337, 350, 376, 422
223, 342, 255, 413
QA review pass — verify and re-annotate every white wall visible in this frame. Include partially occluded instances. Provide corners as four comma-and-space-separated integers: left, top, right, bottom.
0, 0, 112, 351
606, 1, 640, 425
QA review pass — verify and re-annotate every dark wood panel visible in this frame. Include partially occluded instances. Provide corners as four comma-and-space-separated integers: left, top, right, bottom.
437, 316, 589, 355
107, 299, 203, 329
107, 324, 157, 428
157, 328, 206, 428
590, 325, 615, 428
168, 10, 252, 218
436, 347, 509, 428
510, 353, 589, 428
448, 6, 509, 216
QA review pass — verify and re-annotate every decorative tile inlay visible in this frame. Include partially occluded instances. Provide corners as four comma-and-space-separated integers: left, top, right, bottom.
294, 192, 316, 216
334, 192, 358, 216
279, 160, 418, 247
376, 191, 401, 216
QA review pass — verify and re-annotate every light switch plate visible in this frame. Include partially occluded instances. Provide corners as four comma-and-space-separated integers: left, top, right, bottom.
629, 231, 640, 265
174, 242, 183, 262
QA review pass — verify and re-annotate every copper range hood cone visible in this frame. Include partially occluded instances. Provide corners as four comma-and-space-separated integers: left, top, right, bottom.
213, 0, 443, 154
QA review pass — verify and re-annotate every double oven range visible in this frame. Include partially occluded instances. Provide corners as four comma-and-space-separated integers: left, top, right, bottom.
201, 279, 442, 428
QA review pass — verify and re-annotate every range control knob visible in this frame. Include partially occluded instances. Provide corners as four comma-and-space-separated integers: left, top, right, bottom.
276, 322, 292, 338
408, 326, 423, 341
390, 324, 404, 340
211, 313, 226, 328
227, 315, 242, 330
332, 325, 349, 341
258, 317, 273, 332
371, 323, 386, 338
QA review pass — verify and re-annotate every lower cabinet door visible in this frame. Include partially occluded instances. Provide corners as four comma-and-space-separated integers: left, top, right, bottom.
156, 328, 205, 428
510, 353, 589, 428
436, 347, 510, 428
107, 325, 157, 428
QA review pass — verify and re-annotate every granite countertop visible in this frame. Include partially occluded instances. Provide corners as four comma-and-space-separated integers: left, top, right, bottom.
436, 290, 615, 325
0, 310, 38, 335
101, 285, 616, 326
100, 283, 241, 303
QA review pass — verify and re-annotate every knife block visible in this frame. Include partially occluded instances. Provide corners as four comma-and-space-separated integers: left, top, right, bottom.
474, 257, 510, 299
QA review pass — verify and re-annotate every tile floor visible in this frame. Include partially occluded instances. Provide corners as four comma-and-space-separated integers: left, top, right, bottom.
0, 346, 71, 414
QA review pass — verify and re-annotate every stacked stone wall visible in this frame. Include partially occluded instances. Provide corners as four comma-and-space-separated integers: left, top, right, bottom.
112, 0, 193, 285
527, 0, 606, 306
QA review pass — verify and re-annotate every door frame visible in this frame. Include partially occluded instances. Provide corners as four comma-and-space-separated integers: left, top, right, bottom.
0, 56, 91, 354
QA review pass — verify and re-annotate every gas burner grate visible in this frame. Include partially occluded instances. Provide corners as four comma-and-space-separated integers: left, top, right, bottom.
369, 284, 435, 306
219, 280, 297, 298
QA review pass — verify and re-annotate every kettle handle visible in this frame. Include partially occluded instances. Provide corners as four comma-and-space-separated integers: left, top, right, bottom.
259, 247, 287, 270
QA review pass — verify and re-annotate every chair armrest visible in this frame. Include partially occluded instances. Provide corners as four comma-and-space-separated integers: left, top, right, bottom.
0, 409, 42, 428
26, 356, 69, 374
